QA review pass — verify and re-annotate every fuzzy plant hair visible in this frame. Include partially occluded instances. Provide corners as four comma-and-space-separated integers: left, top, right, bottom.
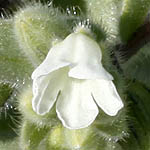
0, 0, 150, 150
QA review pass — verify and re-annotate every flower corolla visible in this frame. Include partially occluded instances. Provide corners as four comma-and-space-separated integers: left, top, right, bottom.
32, 32, 124, 129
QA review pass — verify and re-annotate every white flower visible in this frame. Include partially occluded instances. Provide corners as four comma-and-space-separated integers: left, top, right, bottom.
31, 32, 124, 129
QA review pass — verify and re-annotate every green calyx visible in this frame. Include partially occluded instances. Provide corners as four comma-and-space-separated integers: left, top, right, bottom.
14, 3, 71, 64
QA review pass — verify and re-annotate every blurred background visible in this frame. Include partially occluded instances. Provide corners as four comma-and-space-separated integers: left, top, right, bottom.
0, 0, 20, 16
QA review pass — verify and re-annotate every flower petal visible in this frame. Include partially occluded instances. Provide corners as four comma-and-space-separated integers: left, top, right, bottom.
56, 79, 99, 129
31, 41, 72, 79
32, 32, 106, 80
91, 80, 124, 116
69, 63, 113, 80
67, 33, 113, 80
32, 68, 68, 115
32, 75, 50, 113
70, 33, 102, 63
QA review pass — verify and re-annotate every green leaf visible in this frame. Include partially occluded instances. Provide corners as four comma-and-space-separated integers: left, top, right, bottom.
0, 19, 33, 83
121, 42, 150, 87
120, 0, 150, 42
0, 83, 13, 107
14, 3, 71, 64
83, 0, 123, 44
0, 19, 33, 108
121, 81, 150, 150
20, 121, 50, 150
0, 19, 33, 139
0, 138, 19, 150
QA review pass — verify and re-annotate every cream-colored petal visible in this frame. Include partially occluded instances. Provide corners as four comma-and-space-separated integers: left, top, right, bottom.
32, 32, 105, 80
91, 80, 124, 116
65, 33, 112, 80
69, 33, 102, 63
69, 63, 113, 80
31, 41, 72, 79
56, 79, 99, 129
32, 68, 68, 115
32, 75, 51, 113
